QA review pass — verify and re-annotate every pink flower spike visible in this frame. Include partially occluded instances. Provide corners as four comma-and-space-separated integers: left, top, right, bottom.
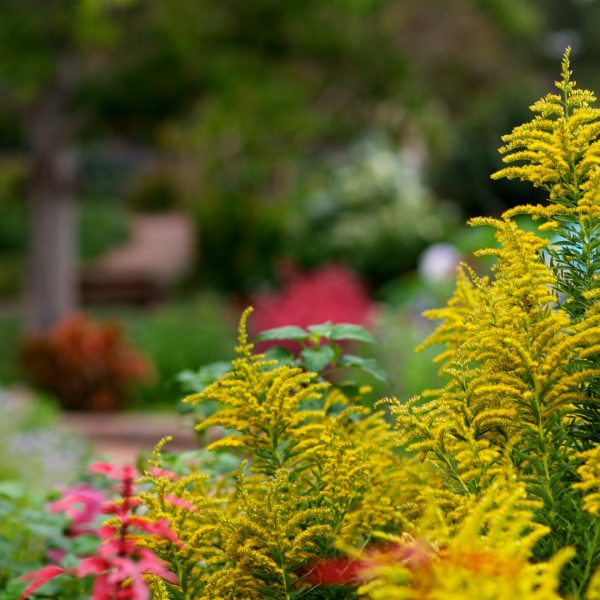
89, 462, 122, 479
49, 484, 107, 536
165, 494, 196, 511
127, 517, 182, 546
90, 572, 113, 600
78, 556, 108, 577
98, 524, 119, 541
105, 557, 150, 600
103, 497, 142, 515
136, 548, 179, 583
20, 565, 67, 599
89, 462, 139, 480
99, 537, 136, 559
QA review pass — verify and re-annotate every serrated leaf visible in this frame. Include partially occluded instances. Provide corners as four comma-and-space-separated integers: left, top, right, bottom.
330, 323, 376, 343
300, 345, 336, 373
255, 326, 308, 342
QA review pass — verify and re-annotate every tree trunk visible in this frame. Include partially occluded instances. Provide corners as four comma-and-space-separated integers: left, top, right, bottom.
26, 176, 77, 332
25, 58, 79, 333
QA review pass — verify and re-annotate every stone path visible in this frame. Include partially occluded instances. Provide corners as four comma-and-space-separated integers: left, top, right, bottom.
61, 411, 199, 464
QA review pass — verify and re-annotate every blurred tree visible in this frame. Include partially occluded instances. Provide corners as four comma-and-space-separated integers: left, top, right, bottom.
1, 0, 583, 312
0, 0, 138, 331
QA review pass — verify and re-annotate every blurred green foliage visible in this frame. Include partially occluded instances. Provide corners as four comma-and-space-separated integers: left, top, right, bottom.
289, 136, 458, 287
0, 0, 598, 296
0, 296, 237, 410
0, 481, 65, 598
101, 295, 237, 409
125, 171, 181, 214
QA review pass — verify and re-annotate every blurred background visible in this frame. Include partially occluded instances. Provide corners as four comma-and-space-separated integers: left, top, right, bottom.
0, 0, 599, 473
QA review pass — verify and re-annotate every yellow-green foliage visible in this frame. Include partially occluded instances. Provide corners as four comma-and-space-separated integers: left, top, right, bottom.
384, 49, 600, 597
575, 445, 600, 517
387, 218, 600, 506
183, 307, 330, 475
141, 309, 417, 598
359, 481, 572, 600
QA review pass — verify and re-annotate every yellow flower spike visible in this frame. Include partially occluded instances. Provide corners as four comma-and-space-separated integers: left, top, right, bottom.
574, 445, 600, 516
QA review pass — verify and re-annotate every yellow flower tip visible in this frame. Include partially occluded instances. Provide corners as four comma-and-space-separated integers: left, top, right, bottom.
561, 46, 572, 82
538, 220, 559, 231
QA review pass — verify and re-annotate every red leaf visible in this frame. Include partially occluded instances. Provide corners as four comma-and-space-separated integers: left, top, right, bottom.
20, 565, 67, 599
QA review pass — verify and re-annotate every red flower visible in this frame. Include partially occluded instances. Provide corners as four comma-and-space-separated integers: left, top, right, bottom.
21, 461, 179, 599
304, 541, 432, 587
252, 264, 374, 338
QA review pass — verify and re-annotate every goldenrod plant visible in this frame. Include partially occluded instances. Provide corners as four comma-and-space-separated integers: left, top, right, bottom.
358, 481, 572, 600
384, 48, 600, 597
136, 309, 415, 599
492, 48, 600, 448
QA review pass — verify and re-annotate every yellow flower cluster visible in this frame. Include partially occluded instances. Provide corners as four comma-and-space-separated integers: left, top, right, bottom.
359, 482, 572, 600
140, 309, 417, 598
492, 48, 600, 225
133, 51, 600, 599
575, 445, 600, 517
387, 217, 600, 519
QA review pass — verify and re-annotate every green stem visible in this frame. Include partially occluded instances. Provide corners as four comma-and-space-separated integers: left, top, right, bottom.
579, 519, 600, 597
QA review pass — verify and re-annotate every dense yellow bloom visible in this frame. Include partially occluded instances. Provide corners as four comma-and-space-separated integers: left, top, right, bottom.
134, 53, 600, 599
389, 218, 600, 492
359, 482, 572, 600
574, 445, 600, 516
183, 308, 330, 475
492, 48, 600, 224
139, 310, 426, 598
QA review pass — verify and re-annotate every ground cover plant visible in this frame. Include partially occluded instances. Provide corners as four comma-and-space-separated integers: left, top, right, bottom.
11, 51, 600, 599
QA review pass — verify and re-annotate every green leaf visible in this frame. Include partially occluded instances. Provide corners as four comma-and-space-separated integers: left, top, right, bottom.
255, 326, 308, 342
338, 354, 388, 382
0, 481, 25, 500
300, 345, 336, 373
330, 323, 376, 344
265, 346, 297, 366
177, 361, 232, 393
307, 322, 334, 339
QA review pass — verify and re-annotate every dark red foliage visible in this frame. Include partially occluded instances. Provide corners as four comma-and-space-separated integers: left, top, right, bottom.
20, 314, 153, 411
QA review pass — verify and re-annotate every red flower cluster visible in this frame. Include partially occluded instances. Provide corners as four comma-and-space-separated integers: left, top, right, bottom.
21, 462, 178, 600
303, 540, 432, 587
251, 263, 374, 336
21, 314, 153, 411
